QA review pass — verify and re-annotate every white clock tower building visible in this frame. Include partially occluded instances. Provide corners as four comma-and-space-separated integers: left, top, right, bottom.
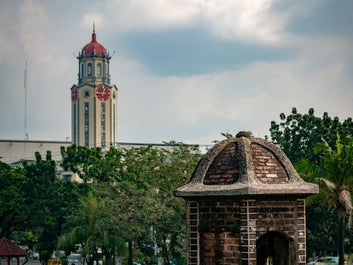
71, 26, 117, 148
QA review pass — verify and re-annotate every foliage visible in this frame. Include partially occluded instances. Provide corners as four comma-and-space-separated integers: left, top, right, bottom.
0, 151, 82, 264
270, 107, 353, 163
22, 152, 81, 264
313, 135, 353, 265
59, 143, 201, 265
306, 203, 338, 257
60, 145, 103, 184
1, 141, 200, 264
270, 108, 353, 261
0, 161, 27, 238
59, 191, 124, 265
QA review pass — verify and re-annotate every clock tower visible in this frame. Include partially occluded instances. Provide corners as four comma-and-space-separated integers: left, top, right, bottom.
71, 26, 117, 148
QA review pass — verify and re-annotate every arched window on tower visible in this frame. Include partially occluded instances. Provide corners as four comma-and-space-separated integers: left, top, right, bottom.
80, 63, 84, 81
96, 63, 101, 77
87, 63, 92, 77
103, 62, 107, 81
105, 62, 109, 81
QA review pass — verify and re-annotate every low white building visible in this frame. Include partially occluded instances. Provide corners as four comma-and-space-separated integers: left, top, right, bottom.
0, 139, 203, 181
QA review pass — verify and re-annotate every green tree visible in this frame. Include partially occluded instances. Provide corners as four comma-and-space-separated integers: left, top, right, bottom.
59, 192, 109, 265
22, 151, 64, 265
60, 146, 131, 264
0, 161, 28, 238
270, 107, 353, 163
153, 142, 201, 264
60, 145, 103, 185
313, 135, 353, 265
0, 151, 82, 263
59, 143, 201, 265
105, 144, 194, 264
305, 203, 338, 257
270, 108, 353, 259
121, 143, 200, 264
95, 184, 127, 265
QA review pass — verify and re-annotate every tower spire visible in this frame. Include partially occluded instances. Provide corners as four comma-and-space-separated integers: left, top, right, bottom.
92, 22, 96, 42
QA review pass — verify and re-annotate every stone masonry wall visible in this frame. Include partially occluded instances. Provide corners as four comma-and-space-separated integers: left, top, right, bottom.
186, 198, 306, 265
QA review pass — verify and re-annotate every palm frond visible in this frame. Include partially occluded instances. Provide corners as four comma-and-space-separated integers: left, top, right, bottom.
316, 177, 336, 190
336, 133, 342, 155
315, 177, 337, 210
314, 138, 331, 155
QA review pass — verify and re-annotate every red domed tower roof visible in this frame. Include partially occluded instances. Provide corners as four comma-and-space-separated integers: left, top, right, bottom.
81, 27, 108, 57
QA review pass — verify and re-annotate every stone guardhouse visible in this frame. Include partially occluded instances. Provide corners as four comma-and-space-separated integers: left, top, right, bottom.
174, 131, 319, 265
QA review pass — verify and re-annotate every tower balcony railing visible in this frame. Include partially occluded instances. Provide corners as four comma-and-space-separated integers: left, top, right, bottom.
78, 76, 110, 84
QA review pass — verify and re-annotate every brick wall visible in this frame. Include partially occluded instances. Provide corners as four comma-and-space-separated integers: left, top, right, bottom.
186, 198, 306, 265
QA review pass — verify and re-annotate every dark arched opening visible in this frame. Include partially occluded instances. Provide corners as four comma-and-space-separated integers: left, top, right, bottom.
256, 231, 296, 265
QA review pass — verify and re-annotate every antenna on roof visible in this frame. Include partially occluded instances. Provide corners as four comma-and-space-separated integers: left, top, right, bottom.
24, 60, 29, 141
93, 22, 95, 33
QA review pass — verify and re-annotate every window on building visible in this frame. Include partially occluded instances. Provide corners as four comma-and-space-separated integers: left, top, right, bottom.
87, 63, 92, 76
80, 63, 84, 80
84, 102, 89, 146
105, 62, 109, 81
96, 63, 101, 77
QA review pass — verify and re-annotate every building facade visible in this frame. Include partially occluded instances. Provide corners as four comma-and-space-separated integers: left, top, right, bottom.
71, 26, 117, 148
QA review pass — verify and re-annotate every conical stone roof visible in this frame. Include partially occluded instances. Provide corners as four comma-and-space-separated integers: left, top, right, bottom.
174, 131, 318, 198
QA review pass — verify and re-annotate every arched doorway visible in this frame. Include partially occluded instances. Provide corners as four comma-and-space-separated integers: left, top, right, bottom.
256, 231, 296, 265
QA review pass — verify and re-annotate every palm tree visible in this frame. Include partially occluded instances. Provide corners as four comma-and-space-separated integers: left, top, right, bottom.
314, 135, 353, 265
59, 193, 105, 265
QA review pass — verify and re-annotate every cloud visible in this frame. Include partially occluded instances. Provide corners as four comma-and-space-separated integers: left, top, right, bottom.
199, 0, 284, 44
81, 13, 104, 30
98, 0, 331, 48
18, 0, 52, 63
0, 0, 352, 146
114, 29, 353, 144
101, 0, 303, 45
105, 0, 199, 31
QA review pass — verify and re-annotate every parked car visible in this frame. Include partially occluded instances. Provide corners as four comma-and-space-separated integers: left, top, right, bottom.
307, 256, 343, 265
68, 253, 84, 265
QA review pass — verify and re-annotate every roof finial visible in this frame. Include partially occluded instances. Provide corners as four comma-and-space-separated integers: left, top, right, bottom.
92, 22, 96, 42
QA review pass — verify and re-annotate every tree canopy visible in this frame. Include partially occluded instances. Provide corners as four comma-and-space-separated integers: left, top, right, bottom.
59, 143, 201, 265
270, 107, 353, 261
313, 135, 353, 265
0, 142, 200, 265
270, 107, 353, 163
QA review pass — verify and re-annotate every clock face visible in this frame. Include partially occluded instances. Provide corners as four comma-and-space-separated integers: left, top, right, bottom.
96, 85, 111, 101
83, 90, 90, 98
71, 88, 78, 102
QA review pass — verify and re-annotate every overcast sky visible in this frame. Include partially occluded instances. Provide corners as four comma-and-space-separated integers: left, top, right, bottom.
0, 0, 352, 146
